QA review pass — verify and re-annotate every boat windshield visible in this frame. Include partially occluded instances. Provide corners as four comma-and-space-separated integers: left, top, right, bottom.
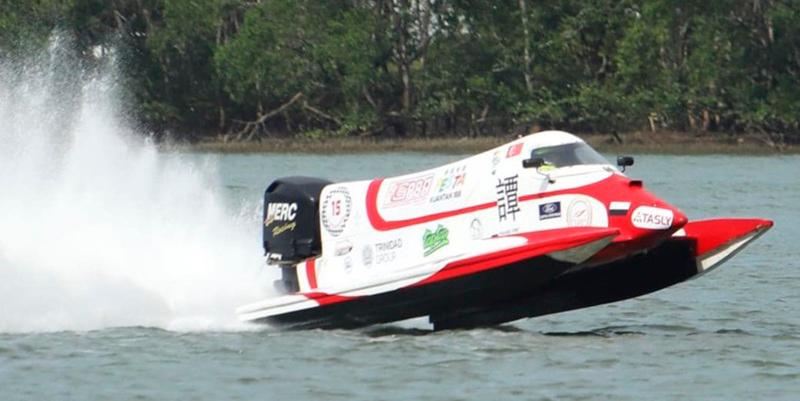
530, 142, 608, 168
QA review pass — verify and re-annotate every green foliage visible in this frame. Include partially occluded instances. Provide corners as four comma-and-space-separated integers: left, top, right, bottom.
215, 1, 303, 105
1, 0, 798, 140
0, 0, 72, 56
145, 0, 222, 129
214, 1, 381, 135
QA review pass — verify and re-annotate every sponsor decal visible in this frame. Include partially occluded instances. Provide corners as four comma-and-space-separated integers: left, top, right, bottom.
264, 202, 297, 227
344, 255, 353, 273
496, 174, 521, 221
321, 187, 352, 237
470, 218, 483, 240
361, 244, 373, 268
374, 238, 402, 264
609, 201, 631, 216
539, 201, 562, 220
498, 227, 520, 235
272, 222, 296, 236
384, 174, 434, 208
631, 206, 674, 230
377, 252, 397, 264
506, 143, 523, 158
423, 225, 449, 257
491, 151, 501, 175
375, 238, 403, 252
334, 240, 353, 256
567, 200, 592, 226
430, 165, 467, 203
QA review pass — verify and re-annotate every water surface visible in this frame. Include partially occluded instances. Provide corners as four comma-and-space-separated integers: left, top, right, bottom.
2, 152, 798, 401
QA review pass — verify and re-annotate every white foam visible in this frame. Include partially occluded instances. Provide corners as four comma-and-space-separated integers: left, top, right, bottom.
0, 36, 272, 333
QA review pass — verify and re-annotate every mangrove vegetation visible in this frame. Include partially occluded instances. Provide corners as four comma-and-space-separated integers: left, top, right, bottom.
1, 0, 799, 144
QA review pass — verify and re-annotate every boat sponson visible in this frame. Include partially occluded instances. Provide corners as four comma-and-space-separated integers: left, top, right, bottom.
430, 237, 698, 329
255, 252, 578, 330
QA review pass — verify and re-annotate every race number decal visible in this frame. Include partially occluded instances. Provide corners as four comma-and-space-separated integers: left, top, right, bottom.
322, 187, 352, 236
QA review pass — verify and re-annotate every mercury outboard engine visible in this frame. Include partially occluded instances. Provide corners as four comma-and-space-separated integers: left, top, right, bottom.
263, 176, 331, 293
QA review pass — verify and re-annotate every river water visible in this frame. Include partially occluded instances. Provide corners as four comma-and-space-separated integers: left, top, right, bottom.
1, 150, 798, 401
3, 36, 798, 401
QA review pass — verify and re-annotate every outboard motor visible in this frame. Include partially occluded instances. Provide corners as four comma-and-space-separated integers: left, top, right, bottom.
263, 176, 331, 293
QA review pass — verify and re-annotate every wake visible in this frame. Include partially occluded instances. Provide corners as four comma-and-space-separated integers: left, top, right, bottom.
0, 37, 271, 333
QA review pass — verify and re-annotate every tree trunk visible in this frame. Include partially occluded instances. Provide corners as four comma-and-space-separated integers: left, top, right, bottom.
518, 0, 533, 95
393, 0, 413, 113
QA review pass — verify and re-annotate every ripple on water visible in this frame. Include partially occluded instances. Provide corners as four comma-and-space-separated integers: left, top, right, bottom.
744, 359, 796, 369
541, 323, 697, 338
713, 328, 752, 335
753, 371, 800, 380
235, 377, 261, 385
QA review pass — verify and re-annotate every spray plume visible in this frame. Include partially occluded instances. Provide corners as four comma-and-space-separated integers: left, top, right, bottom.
0, 36, 271, 333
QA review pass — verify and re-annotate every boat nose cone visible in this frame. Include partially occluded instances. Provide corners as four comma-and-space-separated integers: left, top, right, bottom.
671, 208, 688, 231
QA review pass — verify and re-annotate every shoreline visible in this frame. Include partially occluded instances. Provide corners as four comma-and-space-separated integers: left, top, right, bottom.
169, 131, 798, 155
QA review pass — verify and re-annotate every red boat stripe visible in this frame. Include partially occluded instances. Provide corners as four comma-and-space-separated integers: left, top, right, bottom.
365, 175, 625, 231
413, 228, 619, 286
305, 258, 318, 290
298, 227, 618, 307
365, 178, 496, 231
303, 291, 354, 306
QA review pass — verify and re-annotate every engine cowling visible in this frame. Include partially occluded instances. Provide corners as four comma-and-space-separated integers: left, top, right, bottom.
262, 176, 331, 266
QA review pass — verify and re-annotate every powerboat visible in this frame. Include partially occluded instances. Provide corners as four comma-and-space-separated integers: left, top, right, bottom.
237, 131, 772, 330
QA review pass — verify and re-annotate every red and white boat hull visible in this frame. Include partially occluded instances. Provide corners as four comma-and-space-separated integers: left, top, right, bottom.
239, 131, 773, 330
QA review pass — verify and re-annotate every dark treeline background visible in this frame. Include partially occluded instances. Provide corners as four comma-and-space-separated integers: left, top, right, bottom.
1, 0, 798, 142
